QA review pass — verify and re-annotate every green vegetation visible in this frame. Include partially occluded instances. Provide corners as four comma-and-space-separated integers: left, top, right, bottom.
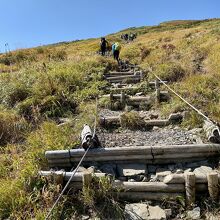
0, 18, 220, 218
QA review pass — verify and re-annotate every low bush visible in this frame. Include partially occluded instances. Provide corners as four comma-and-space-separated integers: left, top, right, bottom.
120, 111, 145, 130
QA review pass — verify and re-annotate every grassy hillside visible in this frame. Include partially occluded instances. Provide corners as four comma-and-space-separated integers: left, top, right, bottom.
0, 18, 220, 219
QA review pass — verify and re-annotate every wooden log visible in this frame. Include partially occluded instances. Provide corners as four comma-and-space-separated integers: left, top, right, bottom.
107, 76, 141, 84
45, 144, 220, 160
110, 86, 139, 92
145, 119, 170, 127
116, 192, 183, 201
45, 150, 70, 159
39, 171, 107, 182
114, 181, 207, 193
207, 172, 219, 201
203, 120, 220, 143
114, 182, 185, 192
99, 116, 121, 127
127, 96, 151, 102
104, 71, 134, 76
120, 91, 126, 108
160, 91, 170, 102
152, 144, 220, 155
70, 154, 153, 162
164, 173, 220, 184
155, 79, 160, 103
185, 172, 195, 207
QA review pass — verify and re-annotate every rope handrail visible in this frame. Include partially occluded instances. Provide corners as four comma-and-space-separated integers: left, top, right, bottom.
150, 72, 215, 124
45, 98, 98, 220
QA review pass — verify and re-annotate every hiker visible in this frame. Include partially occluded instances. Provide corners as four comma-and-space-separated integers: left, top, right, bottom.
112, 42, 121, 64
100, 37, 108, 56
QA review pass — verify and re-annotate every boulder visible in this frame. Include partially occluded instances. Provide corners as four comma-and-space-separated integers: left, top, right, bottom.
125, 203, 166, 220
117, 164, 147, 177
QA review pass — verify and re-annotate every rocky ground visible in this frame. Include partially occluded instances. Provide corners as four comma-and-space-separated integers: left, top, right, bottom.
97, 108, 205, 148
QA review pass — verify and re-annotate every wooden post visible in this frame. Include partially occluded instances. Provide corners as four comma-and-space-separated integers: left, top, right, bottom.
110, 92, 114, 110
155, 79, 160, 104
120, 91, 126, 108
185, 172, 195, 207
207, 172, 219, 201
53, 171, 64, 185
82, 171, 92, 188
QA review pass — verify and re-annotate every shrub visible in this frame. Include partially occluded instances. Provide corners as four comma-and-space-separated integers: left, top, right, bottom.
154, 63, 186, 82
0, 109, 29, 145
120, 111, 145, 130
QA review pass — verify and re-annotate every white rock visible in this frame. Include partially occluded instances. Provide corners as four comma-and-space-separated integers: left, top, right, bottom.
187, 207, 200, 220
193, 166, 213, 178
125, 203, 166, 220
117, 164, 147, 177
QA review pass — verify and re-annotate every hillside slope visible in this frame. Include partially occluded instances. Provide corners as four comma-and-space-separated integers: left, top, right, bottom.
0, 18, 220, 219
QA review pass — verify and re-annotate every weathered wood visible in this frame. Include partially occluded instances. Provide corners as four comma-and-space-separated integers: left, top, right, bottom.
155, 79, 160, 103
104, 71, 134, 77
160, 91, 170, 102
45, 144, 220, 160
164, 173, 220, 184
114, 181, 207, 193
114, 181, 185, 192
107, 76, 141, 84
116, 192, 183, 201
99, 116, 121, 127
185, 172, 195, 207
121, 91, 126, 107
207, 172, 219, 201
39, 171, 107, 182
145, 119, 170, 127
203, 120, 220, 143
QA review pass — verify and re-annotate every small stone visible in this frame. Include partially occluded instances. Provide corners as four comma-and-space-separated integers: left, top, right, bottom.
187, 207, 200, 220
175, 169, 183, 174
156, 171, 171, 182
128, 178, 136, 182
117, 164, 147, 177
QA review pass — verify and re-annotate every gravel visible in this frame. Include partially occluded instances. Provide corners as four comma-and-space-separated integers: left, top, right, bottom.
97, 126, 195, 148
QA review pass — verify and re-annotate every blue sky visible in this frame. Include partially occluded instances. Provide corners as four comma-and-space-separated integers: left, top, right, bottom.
0, 0, 219, 51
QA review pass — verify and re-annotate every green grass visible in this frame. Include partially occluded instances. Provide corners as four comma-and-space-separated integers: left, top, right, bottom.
1, 18, 220, 218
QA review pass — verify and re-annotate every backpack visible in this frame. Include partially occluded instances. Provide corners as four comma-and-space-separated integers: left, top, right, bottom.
114, 42, 121, 51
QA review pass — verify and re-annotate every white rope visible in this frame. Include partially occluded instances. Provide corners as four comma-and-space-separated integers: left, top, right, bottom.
151, 73, 214, 124
45, 98, 98, 220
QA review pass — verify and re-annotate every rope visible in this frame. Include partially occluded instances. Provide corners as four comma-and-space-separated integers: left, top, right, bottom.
151, 72, 214, 124
45, 98, 98, 220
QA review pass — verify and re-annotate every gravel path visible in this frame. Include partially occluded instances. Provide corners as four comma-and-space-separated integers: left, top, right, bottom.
97, 126, 196, 148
